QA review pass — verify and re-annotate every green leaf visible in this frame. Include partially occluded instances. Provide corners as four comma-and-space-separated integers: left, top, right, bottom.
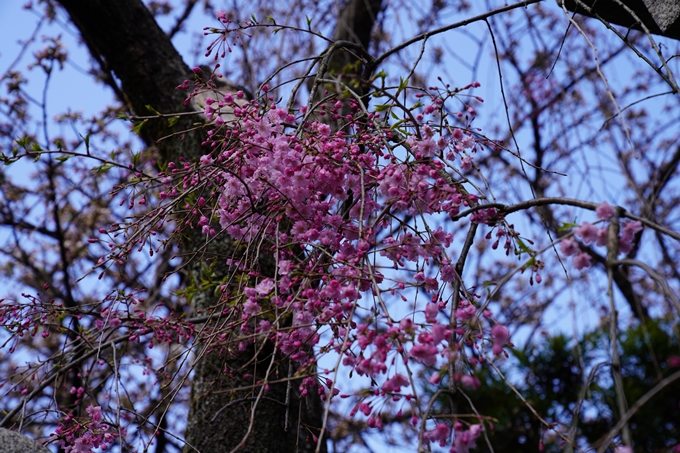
390, 119, 405, 130
79, 133, 90, 154
521, 256, 537, 270
374, 103, 392, 113
132, 152, 141, 167
131, 119, 148, 136
33, 153, 41, 162
16, 136, 30, 149
55, 155, 71, 163
167, 116, 180, 128
306, 15, 312, 27
516, 238, 532, 254
558, 221, 578, 232
30, 142, 43, 152
397, 76, 408, 96
94, 163, 114, 173
145, 105, 160, 115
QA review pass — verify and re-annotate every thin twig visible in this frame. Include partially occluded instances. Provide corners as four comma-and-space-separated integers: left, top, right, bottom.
606, 209, 632, 446
371, 0, 543, 69
596, 369, 680, 452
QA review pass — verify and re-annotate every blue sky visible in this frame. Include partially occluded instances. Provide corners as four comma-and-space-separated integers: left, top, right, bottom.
2, 2, 679, 451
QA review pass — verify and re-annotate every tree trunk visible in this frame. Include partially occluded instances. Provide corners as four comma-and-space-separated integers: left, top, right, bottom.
55, 1, 381, 451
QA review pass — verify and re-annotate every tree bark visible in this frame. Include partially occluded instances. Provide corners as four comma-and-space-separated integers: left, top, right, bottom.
56, 0, 196, 161
55, 1, 381, 451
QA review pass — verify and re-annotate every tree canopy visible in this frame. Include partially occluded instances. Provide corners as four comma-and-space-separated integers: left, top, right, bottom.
0, 1, 679, 452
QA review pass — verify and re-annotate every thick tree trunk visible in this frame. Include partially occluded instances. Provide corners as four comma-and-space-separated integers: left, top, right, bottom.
56, 1, 381, 451
55, 0, 199, 162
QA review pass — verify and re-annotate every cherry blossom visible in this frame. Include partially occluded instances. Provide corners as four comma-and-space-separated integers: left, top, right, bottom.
575, 221, 599, 244
596, 201, 615, 220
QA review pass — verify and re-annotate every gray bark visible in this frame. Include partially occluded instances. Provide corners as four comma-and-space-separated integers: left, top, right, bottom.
559, 0, 680, 40
0, 428, 52, 453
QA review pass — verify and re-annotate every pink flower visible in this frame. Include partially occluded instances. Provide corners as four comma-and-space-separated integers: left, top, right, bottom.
258, 320, 271, 333
596, 201, 615, 220
559, 238, 579, 257
455, 305, 475, 320
382, 373, 409, 393
424, 423, 451, 447
243, 299, 260, 315
399, 317, 414, 332
410, 343, 438, 366
620, 220, 643, 243
491, 324, 509, 355
317, 123, 331, 137
359, 402, 371, 416
86, 404, 102, 423
572, 252, 592, 270
431, 324, 450, 344
454, 424, 483, 453
199, 154, 213, 166
255, 279, 274, 296
424, 303, 439, 322
575, 221, 598, 244
277, 260, 292, 275
440, 264, 455, 282
204, 104, 215, 120
413, 137, 437, 157
71, 436, 93, 453
460, 374, 480, 389
596, 227, 608, 247
432, 226, 454, 247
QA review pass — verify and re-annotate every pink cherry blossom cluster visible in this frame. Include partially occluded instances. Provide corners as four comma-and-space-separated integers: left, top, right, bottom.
0, 289, 61, 353
137, 83, 515, 450
560, 201, 643, 270
5, 72, 513, 451
203, 12, 253, 59
0, 47, 535, 453
53, 405, 121, 453
423, 421, 483, 453
74, 53, 510, 449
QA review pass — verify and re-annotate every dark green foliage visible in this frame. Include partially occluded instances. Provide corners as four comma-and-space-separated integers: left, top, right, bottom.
431, 320, 680, 452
